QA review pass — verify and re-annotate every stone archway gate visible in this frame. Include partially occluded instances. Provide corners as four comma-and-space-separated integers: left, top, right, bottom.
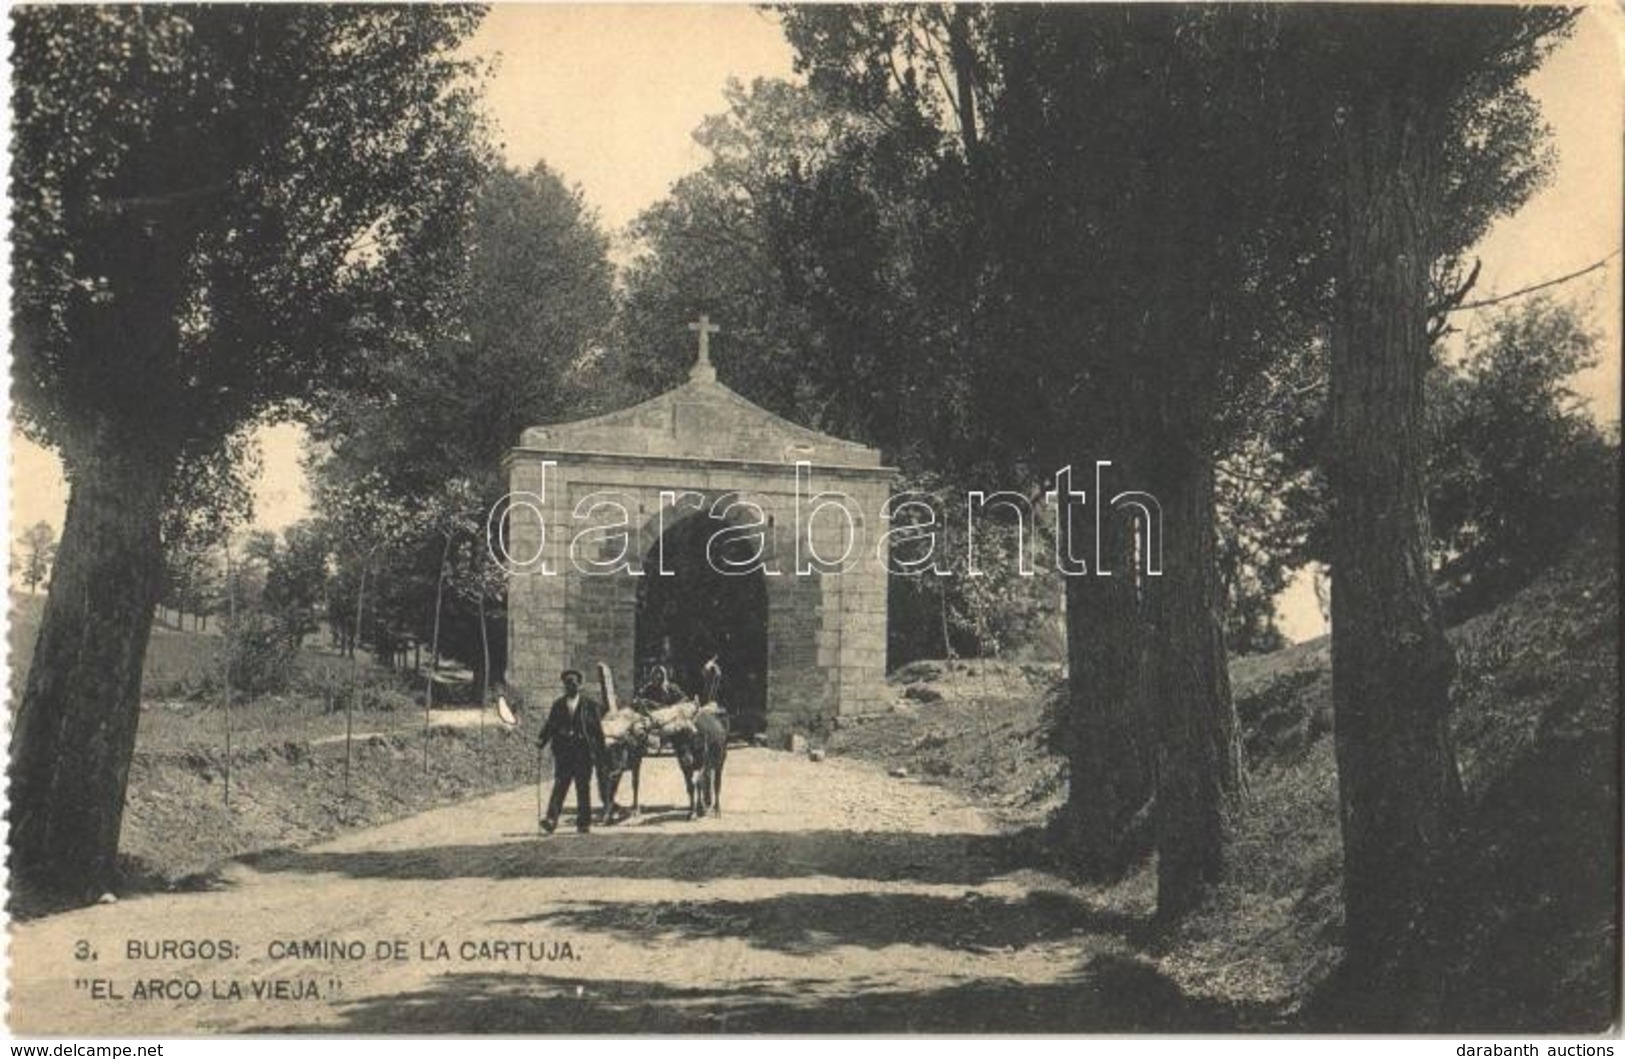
503, 336, 896, 741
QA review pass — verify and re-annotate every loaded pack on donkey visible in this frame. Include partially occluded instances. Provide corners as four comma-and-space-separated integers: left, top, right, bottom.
597, 661, 728, 822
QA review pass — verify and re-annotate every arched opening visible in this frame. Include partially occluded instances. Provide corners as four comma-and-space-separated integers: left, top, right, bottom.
635, 506, 769, 737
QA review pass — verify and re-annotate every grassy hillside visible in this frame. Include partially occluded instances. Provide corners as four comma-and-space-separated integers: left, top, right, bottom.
8, 592, 536, 918
11, 592, 227, 703
8, 591, 371, 705
7, 592, 445, 749
832, 530, 1619, 1030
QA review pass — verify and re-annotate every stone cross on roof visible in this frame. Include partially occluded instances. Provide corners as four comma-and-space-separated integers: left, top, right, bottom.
687, 314, 720, 382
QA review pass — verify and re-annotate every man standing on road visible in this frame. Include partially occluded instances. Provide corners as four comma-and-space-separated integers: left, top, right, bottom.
536, 669, 608, 834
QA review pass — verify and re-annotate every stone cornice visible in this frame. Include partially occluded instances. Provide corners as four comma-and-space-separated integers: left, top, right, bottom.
503, 446, 899, 481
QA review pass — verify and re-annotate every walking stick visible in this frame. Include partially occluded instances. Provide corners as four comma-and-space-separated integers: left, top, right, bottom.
542, 737, 555, 828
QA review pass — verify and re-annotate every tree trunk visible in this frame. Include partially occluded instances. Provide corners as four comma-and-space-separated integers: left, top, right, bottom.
1327, 89, 1461, 986
222, 543, 236, 809
478, 585, 490, 764
344, 563, 369, 812
1058, 498, 1153, 876
947, 4, 980, 163
423, 538, 450, 775
9, 443, 170, 901
1147, 454, 1240, 920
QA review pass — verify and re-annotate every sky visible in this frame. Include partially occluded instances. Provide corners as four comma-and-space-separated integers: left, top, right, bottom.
7, 3, 1622, 641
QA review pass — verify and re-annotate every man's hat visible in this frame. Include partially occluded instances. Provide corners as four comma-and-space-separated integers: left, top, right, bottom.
560, 669, 584, 683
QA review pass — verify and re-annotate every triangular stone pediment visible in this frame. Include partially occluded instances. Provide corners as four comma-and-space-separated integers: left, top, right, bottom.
518, 376, 883, 469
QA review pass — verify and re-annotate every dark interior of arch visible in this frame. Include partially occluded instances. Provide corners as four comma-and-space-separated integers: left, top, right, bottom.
635, 507, 768, 737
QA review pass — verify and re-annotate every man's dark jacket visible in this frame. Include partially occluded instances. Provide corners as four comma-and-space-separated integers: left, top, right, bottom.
537, 694, 608, 768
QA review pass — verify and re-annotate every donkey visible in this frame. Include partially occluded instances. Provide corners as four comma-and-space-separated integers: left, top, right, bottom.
600, 727, 649, 824
670, 708, 728, 819
596, 662, 650, 825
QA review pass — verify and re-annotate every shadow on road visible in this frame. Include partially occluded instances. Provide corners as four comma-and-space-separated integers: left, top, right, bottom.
505, 888, 1151, 955
251, 957, 1267, 1034
242, 829, 1028, 887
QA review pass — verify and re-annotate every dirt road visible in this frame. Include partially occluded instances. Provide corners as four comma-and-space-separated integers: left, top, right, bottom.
8, 748, 1238, 1034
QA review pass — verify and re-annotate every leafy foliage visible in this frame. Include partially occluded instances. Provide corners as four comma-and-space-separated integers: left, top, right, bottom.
1429, 298, 1617, 617
885, 475, 1061, 664
158, 536, 221, 628
15, 522, 57, 595
314, 162, 613, 501
1215, 447, 1306, 656
219, 610, 301, 700
307, 162, 614, 677
260, 520, 331, 647
615, 77, 951, 462
12, 6, 491, 471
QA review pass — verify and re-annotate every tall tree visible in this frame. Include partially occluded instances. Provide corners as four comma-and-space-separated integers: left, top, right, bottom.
261, 521, 331, 648
16, 522, 57, 595
614, 77, 945, 457
309, 160, 615, 685
617, 78, 1063, 666
782, 5, 1356, 912
9, 6, 489, 901
1298, 5, 1575, 988
315, 162, 612, 497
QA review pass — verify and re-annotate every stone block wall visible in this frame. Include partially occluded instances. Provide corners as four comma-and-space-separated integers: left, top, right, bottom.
504, 448, 893, 735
